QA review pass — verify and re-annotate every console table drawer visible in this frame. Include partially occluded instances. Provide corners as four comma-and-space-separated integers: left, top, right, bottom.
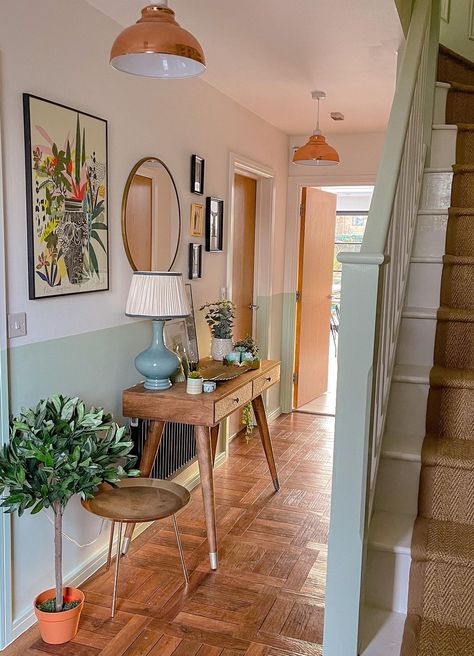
214, 381, 252, 422
253, 364, 280, 397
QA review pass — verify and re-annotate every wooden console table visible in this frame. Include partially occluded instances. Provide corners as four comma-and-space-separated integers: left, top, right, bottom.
122, 359, 281, 570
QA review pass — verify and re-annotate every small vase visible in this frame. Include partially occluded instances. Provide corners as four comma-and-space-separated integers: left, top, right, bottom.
187, 377, 203, 395
211, 337, 233, 361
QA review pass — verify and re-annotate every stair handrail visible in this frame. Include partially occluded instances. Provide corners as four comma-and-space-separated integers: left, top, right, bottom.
323, 1, 440, 655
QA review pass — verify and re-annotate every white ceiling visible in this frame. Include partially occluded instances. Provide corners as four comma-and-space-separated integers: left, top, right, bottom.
86, 0, 403, 136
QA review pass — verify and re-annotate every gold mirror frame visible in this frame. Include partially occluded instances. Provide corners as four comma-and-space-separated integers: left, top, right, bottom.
121, 156, 181, 271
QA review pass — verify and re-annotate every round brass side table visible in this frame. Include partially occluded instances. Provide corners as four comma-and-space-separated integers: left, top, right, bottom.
82, 478, 190, 617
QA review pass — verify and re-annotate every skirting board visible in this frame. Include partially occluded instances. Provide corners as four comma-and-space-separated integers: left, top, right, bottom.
9, 450, 227, 644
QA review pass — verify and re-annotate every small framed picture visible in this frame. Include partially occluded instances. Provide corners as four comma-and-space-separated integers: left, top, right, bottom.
205, 196, 224, 252
191, 154, 204, 195
190, 203, 204, 237
189, 243, 202, 280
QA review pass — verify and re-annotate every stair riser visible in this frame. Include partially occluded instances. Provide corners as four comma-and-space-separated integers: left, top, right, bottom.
447, 91, 474, 124
374, 458, 421, 515
430, 128, 457, 169
446, 212, 474, 257
435, 321, 474, 369
456, 130, 474, 166
365, 548, 411, 613
452, 171, 474, 207
427, 386, 474, 440
386, 381, 429, 437
420, 465, 474, 525
441, 264, 474, 309
408, 560, 474, 628
406, 262, 443, 309
397, 317, 436, 366
419, 171, 453, 211
413, 213, 448, 258
433, 83, 449, 124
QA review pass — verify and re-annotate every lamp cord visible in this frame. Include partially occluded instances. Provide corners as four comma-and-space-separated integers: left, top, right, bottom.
42, 509, 106, 548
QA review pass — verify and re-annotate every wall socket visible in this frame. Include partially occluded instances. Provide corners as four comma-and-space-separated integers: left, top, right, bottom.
7, 312, 27, 338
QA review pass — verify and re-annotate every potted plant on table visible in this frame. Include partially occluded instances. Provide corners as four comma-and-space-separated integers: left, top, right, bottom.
233, 335, 261, 368
0, 395, 139, 645
186, 370, 203, 395
200, 299, 236, 361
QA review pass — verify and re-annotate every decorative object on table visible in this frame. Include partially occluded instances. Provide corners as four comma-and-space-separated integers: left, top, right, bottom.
110, 3, 205, 79
225, 351, 241, 364
82, 478, 190, 617
233, 335, 260, 362
0, 395, 138, 644
190, 202, 204, 237
205, 196, 224, 252
187, 370, 203, 395
200, 360, 252, 381
190, 155, 205, 195
200, 299, 235, 360
171, 348, 186, 383
293, 91, 340, 166
203, 380, 217, 393
164, 318, 192, 376
23, 94, 108, 300
126, 272, 190, 390
122, 156, 181, 272
184, 283, 199, 363
188, 243, 202, 280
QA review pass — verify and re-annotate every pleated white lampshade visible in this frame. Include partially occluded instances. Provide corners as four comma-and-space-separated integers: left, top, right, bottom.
126, 272, 189, 319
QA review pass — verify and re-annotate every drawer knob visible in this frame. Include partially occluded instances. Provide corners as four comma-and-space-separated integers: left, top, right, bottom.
233, 397, 240, 403
265, 376, 272, 382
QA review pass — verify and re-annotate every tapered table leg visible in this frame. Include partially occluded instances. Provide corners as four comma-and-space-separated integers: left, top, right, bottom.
210, 423, 220, 466
122, 420, 165, 554
195, 424, 218, 570
252, 394, 280, 491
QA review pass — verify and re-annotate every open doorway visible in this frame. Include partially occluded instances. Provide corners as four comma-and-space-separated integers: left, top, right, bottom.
294, 185, 374, 416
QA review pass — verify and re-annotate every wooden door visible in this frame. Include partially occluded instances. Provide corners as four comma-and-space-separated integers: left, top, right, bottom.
126, 174, 152, 271
230, 173, 257, 436
294, 187, 337, 408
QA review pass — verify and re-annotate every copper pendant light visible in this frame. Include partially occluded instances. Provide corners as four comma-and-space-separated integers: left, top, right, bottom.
110, 2, 206, 79
293, 91, 340, 166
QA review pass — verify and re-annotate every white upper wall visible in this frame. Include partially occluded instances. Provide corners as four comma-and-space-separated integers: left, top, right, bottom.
0, 0, 289, 349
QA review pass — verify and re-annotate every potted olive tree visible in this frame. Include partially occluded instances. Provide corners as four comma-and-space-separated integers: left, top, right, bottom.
0, 395, 139, 645
200, 300, 236, 360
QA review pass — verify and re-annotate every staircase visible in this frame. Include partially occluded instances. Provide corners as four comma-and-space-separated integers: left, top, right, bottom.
361, 42, 474, 656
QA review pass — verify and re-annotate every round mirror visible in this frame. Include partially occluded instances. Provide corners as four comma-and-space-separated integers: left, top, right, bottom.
122, 157, 181, 271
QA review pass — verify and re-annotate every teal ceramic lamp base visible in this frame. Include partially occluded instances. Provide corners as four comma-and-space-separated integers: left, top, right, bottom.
135, 320, 179, 391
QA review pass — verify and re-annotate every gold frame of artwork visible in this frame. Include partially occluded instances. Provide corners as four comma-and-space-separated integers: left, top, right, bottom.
190, 202, 204, 237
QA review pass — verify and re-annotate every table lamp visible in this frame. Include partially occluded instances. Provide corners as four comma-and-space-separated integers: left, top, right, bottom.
126, 272, 190, 390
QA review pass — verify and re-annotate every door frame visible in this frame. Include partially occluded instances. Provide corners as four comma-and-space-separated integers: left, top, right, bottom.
0, 110, 12, 650
281, 174, 375, 413
227, 153, 276, 360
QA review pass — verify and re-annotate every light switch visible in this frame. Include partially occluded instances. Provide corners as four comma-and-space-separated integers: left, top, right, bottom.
8, 312, 27, 338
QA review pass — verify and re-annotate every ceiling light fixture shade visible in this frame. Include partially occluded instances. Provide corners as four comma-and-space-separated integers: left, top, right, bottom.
110, 3, 206, 79
293, 91, 340, 166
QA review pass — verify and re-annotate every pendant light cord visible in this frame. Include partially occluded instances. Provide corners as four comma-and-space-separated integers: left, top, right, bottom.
316, 97, 320, 132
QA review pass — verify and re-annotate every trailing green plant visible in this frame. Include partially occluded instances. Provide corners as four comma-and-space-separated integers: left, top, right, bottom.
0, 395, 139, 612
242, 402, 254, 442
200, 300, 235, 339
233, 335, 259, 357
188, 371, 203, 379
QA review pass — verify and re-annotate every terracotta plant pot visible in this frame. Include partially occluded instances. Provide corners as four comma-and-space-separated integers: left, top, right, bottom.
34, 587, 84, 644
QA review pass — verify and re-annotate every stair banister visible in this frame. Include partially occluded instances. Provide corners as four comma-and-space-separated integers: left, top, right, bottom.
323, 1, 440, 655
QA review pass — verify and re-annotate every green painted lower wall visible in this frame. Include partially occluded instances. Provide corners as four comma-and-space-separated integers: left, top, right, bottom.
280, 291, 297, 414
8, 321, 149, 419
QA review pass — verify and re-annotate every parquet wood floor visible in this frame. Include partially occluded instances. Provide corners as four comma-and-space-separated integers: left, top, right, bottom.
4, 412, 333, 656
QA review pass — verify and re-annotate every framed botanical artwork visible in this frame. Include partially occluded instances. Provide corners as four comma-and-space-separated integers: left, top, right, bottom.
190, 202, 204, 237
205, 196, 224, 252
164, 318, 191, 377
190, 154, 204, 195
23, 94, 108, 300
188, 243, 202, 280
185, 283, 199, 364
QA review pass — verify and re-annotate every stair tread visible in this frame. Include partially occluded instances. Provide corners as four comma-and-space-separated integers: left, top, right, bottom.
359, 607, 406, 656
383, 432, 425, 461
393, 364, 430, 384
453, 163, 474, 172
449, 81, 474, 93
438, 306, 474, 322
402, 306, 438, 319
431, 365, 474, 389
443, 254, 474, 264
423, 435, 474, 470
402, 615, 474, 655
369, 511, 415, 554
413, 516, 474, 566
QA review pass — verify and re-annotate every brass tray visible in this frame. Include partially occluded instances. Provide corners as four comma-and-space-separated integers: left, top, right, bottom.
200, 361, 253, 382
